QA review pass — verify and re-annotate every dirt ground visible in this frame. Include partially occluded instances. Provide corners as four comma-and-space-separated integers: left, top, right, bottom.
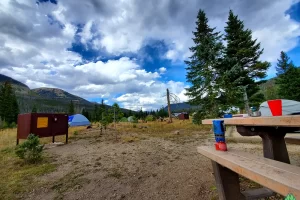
18, 127, 300, 200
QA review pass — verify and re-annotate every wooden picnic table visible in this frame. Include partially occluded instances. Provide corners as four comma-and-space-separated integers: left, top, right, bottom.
202, 115, 300, 164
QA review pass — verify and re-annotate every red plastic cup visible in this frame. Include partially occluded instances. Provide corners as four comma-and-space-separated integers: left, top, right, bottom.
267, 99, 282, 116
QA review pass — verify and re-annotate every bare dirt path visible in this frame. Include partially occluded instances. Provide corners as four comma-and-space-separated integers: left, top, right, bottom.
21, 128, 300, 200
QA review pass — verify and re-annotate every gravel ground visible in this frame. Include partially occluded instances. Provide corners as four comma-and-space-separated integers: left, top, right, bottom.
21, 128, 300, 200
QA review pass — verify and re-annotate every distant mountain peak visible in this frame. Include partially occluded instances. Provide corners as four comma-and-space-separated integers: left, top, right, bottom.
0, 74, 29, 88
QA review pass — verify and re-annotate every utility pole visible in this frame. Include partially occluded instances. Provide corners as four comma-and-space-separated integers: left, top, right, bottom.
166, 88, 172, 123
100, 112, 103, 135
114, 106, 116, 130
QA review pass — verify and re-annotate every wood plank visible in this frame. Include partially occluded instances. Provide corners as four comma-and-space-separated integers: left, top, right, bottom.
202, 115, 300, 127
285, 136, 300, 145
197, 146, 300, 199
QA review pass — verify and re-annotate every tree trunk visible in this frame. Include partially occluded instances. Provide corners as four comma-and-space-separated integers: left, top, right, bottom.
243, 86, 251, 116
167, 89, 172, 123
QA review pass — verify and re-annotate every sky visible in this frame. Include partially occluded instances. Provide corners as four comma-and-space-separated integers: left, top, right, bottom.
0, 0, 299, 111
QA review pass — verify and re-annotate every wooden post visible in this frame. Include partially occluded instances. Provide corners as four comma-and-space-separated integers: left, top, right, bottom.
66, 132, 68, 144
211, 161, 244, 200
52, 135, 55, 143
167, 88, 172, 123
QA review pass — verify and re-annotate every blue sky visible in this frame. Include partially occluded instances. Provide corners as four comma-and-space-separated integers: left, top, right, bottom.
0, 0, 299, 110
286, 2, 300, 68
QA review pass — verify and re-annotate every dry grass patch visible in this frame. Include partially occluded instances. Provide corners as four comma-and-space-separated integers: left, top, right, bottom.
0, 147, 56, 199
117, 119, 211, 135
0, 126, 87, 149
0, 126, 87, 199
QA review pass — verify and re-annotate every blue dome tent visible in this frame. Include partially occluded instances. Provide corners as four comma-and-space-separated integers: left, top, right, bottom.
68, 114, 91, 127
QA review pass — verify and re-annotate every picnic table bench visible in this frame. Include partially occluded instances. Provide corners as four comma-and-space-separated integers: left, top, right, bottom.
199, 116, 300, 199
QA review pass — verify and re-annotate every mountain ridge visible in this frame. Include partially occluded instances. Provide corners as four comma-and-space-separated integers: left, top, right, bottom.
0, 74, 132, 114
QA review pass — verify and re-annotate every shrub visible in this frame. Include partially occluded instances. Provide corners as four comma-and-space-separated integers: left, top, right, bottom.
15, 134, 44, 163
145, 115, 156, 122
119, 117, 128, 122
10, 122, 17, 128
131, 116, 138, 123
0, 119, 9, 129
74, 131, 78, 135
132, 124, 137, 128
192, 111, 204, 125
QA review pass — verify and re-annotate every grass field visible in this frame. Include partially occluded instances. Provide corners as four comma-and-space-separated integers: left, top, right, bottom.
0, 126, 87, 199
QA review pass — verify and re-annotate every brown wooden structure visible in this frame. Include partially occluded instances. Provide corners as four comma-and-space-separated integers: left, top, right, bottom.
178, 113, 189, 120
17, 113, 69, 144
200, 116, 300, 199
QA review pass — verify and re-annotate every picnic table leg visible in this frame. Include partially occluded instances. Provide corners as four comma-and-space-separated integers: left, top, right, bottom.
259, 132, 290, 164
236, 126, 291, 164
211, 161, 245, 200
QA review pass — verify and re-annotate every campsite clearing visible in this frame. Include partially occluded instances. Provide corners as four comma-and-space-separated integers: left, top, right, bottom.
1, 120, 300, 199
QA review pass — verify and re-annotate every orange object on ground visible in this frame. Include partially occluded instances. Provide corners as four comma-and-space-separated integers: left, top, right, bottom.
267, 99, 282, 116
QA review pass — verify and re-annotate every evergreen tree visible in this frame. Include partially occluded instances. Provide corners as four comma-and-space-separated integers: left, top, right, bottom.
0, 81, 19, 124
82, 108, 90, 120
276, 51, 294, 76
157, 107, 168, 118
128, 109, 132, 117
275, 52, 300, 101
111, 103, 124, 122
223, 10, 270, 109
185, 9, 224, 117
68, 101, 75, 115
99, 99, 106, 120
32, 105, 37, 113
93, 104, 99, 122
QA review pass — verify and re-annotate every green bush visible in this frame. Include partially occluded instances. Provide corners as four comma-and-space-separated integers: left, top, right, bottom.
120, 117, 128, 122
0, 120, 9, 129
132, 116, 138, 123
74, 131, 78, 135
15, 134, 44, 163
192, 111, 206, 125
10, 122, 17, 128
145, 115, 156, 122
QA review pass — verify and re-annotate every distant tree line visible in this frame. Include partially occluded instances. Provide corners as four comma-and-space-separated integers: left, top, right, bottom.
75, 101, 170, 124
0, 81, 19, 128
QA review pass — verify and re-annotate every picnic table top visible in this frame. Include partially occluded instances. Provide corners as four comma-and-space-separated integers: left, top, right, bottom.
202, 115, 300, 127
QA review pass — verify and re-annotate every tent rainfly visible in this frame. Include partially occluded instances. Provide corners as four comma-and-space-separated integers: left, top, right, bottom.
68, 114, 91, 127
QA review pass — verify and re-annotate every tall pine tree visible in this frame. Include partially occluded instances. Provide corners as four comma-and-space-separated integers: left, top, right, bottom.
0, 81, 19, 124
275, 51, 300, 101
223, 10, 270, 111
276, 51, 294, 76
185, 9, 224, 118
68, 100, 75, 115
32, 105, 37, 113
111, 103, 124, 122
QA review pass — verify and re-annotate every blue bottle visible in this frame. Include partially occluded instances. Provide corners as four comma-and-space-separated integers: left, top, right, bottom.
213, 120, 227, 151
